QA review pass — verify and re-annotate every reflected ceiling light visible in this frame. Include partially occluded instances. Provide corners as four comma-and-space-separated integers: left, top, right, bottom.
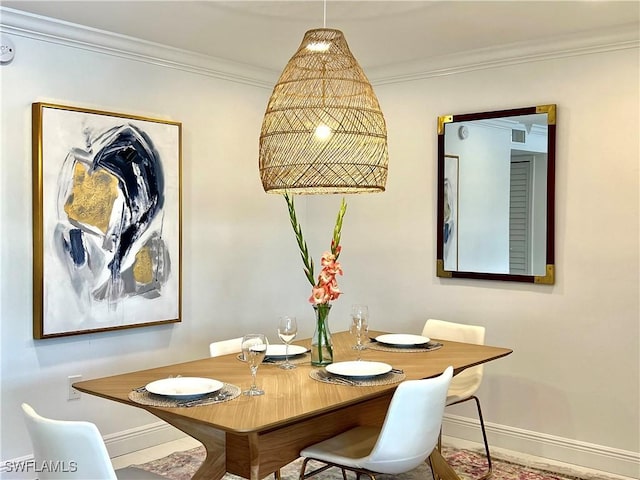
259, 9, 389, 195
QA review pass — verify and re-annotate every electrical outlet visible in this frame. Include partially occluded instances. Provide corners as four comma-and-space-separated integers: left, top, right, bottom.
67, 375, 82, 401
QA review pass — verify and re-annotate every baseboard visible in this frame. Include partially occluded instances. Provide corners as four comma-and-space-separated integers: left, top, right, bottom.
102, 420, 187, 458
442, 413, 640, 479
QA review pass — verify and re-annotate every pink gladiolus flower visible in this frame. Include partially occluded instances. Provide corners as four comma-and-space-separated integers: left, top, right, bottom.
327, 280, 341, 300
319, 269, 334, 284
333, 261, 343, 276
309, 286, 330, 305
311, 248, 345, 304
320, 251, 336, 266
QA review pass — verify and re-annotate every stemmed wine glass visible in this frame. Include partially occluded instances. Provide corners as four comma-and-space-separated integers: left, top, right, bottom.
277, 316, 298, 370
350, 304, 369, 352
241, 334, 268, 396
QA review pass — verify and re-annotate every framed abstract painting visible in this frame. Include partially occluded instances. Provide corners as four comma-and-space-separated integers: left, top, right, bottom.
32, 103, 182, 338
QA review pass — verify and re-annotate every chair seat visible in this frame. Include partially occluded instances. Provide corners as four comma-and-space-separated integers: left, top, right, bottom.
301, 426, 380, 468
446, 374, 480, 404
300, 368, 453, 479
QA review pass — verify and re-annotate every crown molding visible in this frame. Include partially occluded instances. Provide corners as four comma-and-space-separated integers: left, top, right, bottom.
1, 7, 638, 89
368, 24, 640, 86
0, 7, 279, 89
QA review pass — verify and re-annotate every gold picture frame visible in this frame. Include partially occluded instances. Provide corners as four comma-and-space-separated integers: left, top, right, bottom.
32, 103, 182, 338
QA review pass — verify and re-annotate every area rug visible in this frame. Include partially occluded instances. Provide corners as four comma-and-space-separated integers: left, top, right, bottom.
129, 445, 605, 480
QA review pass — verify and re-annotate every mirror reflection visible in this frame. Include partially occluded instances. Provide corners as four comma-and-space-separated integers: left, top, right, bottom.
437, 105, 556, 284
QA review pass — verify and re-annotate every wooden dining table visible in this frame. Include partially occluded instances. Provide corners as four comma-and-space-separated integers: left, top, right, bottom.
73, 331, 512, 480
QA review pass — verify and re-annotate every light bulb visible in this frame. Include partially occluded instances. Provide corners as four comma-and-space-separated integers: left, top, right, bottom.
314, 124, 332, 141
307, 41, 330, 52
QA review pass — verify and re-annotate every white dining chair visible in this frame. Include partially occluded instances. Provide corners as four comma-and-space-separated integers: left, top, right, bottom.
209, 337, 242, 357
422, 318, 492, 479
298, 366, 453, 480
21, 403, 164, 479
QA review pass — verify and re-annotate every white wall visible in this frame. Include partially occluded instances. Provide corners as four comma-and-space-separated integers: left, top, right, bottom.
304, 46, 639, 475
0, 23, 308, 463
347, 49, 639, 471
1, 10, 639, 479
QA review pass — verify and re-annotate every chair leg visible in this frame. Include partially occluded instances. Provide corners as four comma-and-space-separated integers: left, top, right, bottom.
274, 469, 281, 480
447, 396, 492, 480
433, 429, 442, 480
427, 455, 437, 480
300, 458, 376, 480
472, 395, 492, 480
299, 458, 311, 480
300, 458, 343, 480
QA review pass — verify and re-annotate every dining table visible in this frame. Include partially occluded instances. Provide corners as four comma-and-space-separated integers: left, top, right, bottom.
73, 330, 512, 480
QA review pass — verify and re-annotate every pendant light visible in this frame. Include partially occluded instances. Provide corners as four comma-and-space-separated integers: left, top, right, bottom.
259, 5, 388, 195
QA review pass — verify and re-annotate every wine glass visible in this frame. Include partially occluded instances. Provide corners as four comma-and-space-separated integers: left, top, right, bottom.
241, 334, 268, 396
277, 316, 298, 370
351, 304, 369, 351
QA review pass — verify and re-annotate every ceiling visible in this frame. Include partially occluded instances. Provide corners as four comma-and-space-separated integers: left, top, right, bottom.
3, 1, 639, 73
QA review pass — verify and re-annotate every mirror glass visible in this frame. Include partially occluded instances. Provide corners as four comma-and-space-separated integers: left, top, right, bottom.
437, 105, 556, 284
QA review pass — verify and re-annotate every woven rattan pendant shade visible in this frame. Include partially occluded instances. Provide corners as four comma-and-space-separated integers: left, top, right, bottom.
259, 28, 388, 194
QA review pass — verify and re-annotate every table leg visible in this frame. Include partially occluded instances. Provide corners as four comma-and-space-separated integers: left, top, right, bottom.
152, 410, 226, 480
247, 433, 262, 480
429, 448, 461, 480
226, 393, 394, 479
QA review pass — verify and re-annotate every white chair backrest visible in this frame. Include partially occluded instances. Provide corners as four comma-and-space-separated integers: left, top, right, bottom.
21, 403, 117, 480
363, 366, 453, 474
422, 319, 485, 395
209, 337, 243, 357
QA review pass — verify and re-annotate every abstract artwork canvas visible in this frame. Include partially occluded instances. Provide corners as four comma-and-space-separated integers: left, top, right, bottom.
32, 103, 182, 338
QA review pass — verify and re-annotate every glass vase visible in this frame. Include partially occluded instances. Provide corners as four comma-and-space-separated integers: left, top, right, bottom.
311, 303, 334, 366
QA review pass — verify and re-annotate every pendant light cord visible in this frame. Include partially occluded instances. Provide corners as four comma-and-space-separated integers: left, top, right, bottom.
323, 0, 327, 28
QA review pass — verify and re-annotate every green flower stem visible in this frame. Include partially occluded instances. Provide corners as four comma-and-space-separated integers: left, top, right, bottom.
332, 198, 347, 259
284, 192, 315, 287
284, 193, 347, 285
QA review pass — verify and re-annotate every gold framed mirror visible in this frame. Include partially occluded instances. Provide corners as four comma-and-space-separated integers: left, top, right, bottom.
436, 105, 556, 284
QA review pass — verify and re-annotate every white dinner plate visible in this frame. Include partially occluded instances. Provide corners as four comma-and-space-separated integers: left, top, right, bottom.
375, 334, 430, 346
326, 361, 392, 378
265, 344, 308, 358
145, 377, 224, 399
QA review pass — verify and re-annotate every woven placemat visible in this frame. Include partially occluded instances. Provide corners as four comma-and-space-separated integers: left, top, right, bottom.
128, 383, 241, 408
366, 341, 443, 353
237, 353, 311, 366
309, 369, 405, 387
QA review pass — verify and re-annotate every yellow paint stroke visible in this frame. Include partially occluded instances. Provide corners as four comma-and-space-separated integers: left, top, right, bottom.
133, 246, 154, 284
64, 163, 118, 234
